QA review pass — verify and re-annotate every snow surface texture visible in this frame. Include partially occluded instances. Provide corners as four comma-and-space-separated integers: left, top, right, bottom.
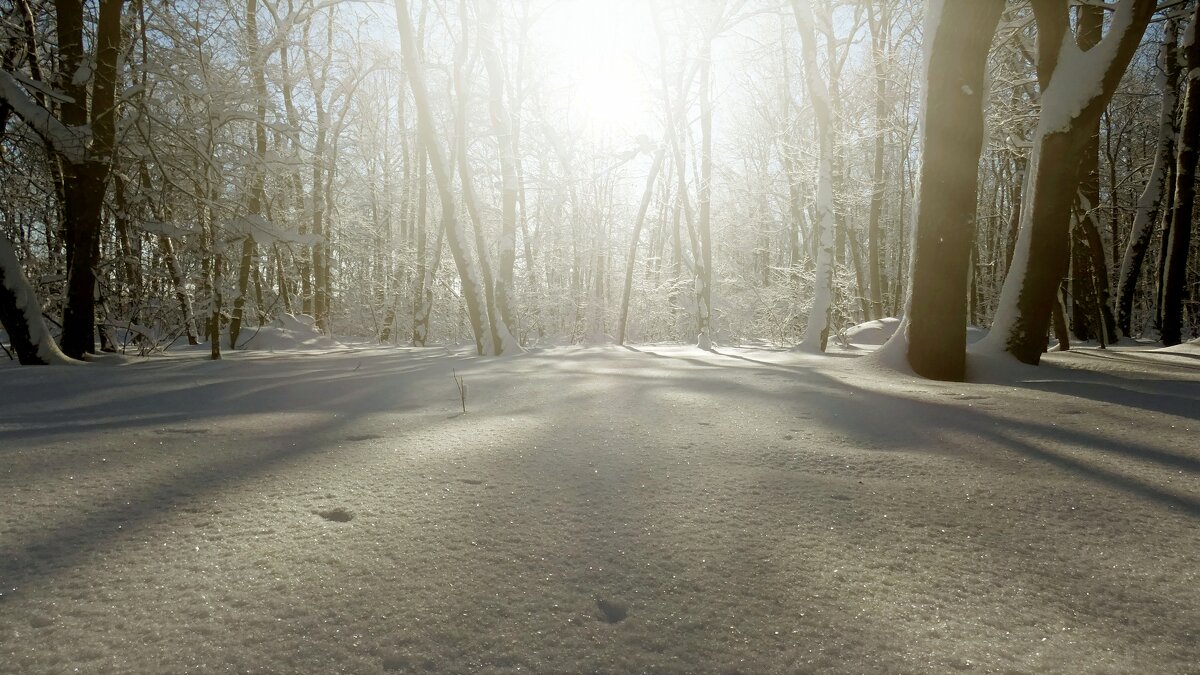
1, 341, 1197, 673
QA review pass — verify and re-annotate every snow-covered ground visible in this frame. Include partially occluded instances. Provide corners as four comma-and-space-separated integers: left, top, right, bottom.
1, 337, 1197, 673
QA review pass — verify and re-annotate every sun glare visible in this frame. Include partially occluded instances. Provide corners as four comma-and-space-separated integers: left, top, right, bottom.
535, 0, 658, 137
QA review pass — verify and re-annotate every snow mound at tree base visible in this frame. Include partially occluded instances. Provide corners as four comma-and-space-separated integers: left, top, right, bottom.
846, 318, 990, 347
844, 318, 901, 345
238, 314, 342, 351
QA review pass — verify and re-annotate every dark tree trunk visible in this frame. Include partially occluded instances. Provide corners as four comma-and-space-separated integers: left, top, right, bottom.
53, 0, 123, 360
1117, 19, 1179, 338
1161, 2, 1200, 346
904, 0, 1003, 381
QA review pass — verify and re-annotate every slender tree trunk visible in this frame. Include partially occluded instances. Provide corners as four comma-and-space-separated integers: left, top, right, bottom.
792, 0, 836, 352
1116, 22, 1178, 338
617, 142, 668, 345
866, 3, 889, 320
1161, 3, 1200, 346
478, 0, 522, 351
696, 37, 715, 350
230, 0, 269, 349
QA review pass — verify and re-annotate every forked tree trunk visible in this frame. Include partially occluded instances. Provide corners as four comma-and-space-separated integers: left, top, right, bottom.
395, 0, 493, 355
51, 0, 123, 359
981, 0, 1155, 364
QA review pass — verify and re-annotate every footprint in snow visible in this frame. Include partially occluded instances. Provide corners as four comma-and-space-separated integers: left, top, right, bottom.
595, 597, 628, 624
316, 508, 353, 523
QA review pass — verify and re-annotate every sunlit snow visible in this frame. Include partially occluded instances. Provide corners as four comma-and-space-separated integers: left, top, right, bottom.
1, 335, 1197, 672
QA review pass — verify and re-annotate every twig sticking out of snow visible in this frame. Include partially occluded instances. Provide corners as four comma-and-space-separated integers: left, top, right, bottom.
452, 369, 467, 414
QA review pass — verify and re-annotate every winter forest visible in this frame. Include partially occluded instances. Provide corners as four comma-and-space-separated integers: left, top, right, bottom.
0, 0, 1195, 367
1, 0, 1199, 673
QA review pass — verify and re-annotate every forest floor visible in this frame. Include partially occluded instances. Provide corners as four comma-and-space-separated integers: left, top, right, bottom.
1, 331, 1198, 673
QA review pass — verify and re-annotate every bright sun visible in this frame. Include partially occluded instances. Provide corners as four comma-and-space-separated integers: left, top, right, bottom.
534, 0, 658, 138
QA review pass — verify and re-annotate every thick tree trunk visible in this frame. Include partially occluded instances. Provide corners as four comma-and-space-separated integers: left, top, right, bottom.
902, 0, 1003, 381
982, 0, 1154, 364
53, 0, 123, 359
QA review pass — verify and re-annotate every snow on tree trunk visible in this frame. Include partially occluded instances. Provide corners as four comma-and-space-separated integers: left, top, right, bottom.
1117, 20, 1179, 338
792, 0, 836, 353
977, 0, 1155, 365
892, 0, 1003, 381
1161, 5, 1200, 347
0, 234, 74, 365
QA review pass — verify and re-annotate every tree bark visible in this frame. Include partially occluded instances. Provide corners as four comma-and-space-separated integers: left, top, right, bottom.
1117, 20, 1179, 338
1161, 4, 1200, 346
395, 0, 493, 355
0, 234, 73, 364
982, 0, 1155, 364
791, 0, 836, 352
903, 0, 1003, 381
52, 0, 124, 359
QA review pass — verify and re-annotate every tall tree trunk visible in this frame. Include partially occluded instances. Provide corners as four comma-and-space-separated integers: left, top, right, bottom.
52, 0, 123, 360
395, 0, 493, 355
1069, 3, 1117, 345
900, 0, 1003, 381
866, 3, 889, 320
1161, 3, 1200, 346
1116, 20, 1179, 338
617, 142, 668, 345
478, 0, 522, 352
696, 37, 715, 350
792, 0, 836, 352
230, 0, 269, 349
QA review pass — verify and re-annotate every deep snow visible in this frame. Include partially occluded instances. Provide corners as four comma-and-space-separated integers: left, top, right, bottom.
1, 337, 1197, 673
